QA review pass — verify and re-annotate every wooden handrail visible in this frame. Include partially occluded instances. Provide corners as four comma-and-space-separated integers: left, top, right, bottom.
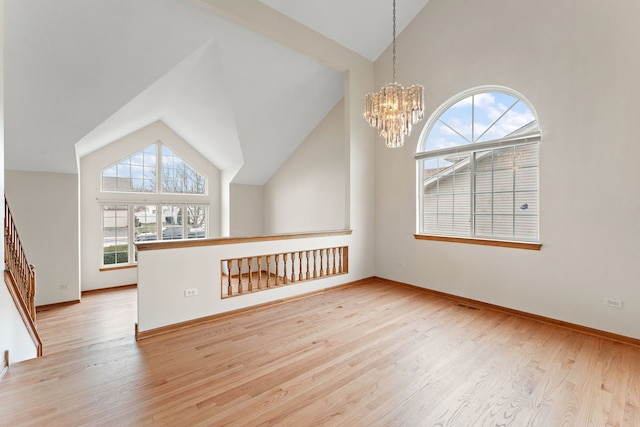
136, 229, 353, 252
4, 196, 41, 356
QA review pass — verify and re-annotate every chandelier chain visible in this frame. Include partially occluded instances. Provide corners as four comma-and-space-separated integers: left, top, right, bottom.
392, 0, 396, 82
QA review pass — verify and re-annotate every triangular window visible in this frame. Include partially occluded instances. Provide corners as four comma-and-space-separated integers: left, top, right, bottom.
101, 143, 206, 195
160, 145, 206, 194
102, 144, 157, 192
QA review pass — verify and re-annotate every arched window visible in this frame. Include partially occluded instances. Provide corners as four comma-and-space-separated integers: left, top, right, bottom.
415, 87, 541, 244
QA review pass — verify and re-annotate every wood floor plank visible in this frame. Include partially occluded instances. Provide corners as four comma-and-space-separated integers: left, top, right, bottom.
2, 280, 640, 426
35, 285, 138, 356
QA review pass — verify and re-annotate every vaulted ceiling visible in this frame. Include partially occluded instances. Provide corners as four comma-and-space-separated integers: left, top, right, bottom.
5, 0, 429, 184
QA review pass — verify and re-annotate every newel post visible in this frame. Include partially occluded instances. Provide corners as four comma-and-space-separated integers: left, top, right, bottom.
29, 265, 36, 322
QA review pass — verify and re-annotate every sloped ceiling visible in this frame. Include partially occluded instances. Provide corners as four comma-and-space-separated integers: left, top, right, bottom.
259, 0, 430, 61
5, 0, 427, 184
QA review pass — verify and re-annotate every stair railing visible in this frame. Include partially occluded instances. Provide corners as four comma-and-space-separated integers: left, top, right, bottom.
4, 196, 37, 323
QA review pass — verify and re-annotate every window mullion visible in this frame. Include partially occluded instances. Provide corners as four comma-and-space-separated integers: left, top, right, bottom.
183, 204, 188, 238
471, 94, 475, 142
491, 150, 495, 237
418, 161, 424, 233
436, 171, 440, 231
471, 153, 476, 236
512, 147, 516, 238
452, 174, 455, 232
156, 203, 161, 241
129, 204, 135, 263
156, 143, 162, 194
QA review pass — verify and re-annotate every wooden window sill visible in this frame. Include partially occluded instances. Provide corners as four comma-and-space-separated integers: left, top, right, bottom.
100, 264, 137, 272
414, 234, 542, 251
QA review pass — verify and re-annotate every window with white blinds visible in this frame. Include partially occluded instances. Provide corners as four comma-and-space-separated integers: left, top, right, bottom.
416, 87, 541, 242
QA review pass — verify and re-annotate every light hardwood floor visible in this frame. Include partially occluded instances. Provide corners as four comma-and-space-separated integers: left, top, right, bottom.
2, 280, 640, 426
35, 285, 138, 356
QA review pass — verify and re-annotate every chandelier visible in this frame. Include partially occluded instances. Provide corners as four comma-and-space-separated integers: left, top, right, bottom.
364, 0, 424, 148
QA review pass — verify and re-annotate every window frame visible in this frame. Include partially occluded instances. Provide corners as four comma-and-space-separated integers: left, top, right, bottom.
99, 141, 210, 269
101, 202, 210, 269
414, 86, 542, 249
100, 141, 207, 196
159, 145, 207, 195
101, 204, 131, 267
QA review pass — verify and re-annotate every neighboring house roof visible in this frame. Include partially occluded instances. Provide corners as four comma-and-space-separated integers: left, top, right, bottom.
422, 121, 539, 189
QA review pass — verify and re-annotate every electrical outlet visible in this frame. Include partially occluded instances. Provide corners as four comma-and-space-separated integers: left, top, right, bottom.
603, 298, 623, 309
184, 288, 198, 297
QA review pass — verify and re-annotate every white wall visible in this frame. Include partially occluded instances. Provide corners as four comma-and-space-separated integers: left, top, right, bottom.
137, 233, 351, 331
374, 0, 640, 339
195, 1, 375, 283
5, 171, 80, 305
0, 0, 34, 363
79, 120, 222, 291
137, 1, 376, 332
229, 184, 264, 236
0, 282, 37, 363
264, 99, 346, 234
